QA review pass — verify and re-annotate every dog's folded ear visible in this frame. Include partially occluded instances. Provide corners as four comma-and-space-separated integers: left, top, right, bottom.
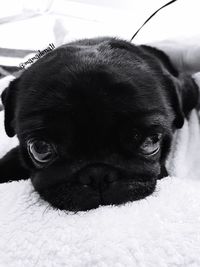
169, 74, 200, 129
140, 45, 200, 129
1, 78, 20, 137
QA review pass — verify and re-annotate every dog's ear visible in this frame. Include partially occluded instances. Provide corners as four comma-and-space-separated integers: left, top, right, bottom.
169, 74, 199, 129
1, 78, 20, 137
140, 45, 199, 129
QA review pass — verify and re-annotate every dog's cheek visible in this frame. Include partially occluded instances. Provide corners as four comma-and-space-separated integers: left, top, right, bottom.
17, 144, 34, 171
103, 179, 157, 205
36, 183, 101, 211
30, 167, 66, 192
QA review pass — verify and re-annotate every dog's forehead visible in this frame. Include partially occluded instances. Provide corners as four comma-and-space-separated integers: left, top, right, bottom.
17, 72, 169, 140
17, 42, 171, 133
19, 64, 165, 117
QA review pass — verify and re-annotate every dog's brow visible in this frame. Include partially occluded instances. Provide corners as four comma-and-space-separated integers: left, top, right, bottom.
18, 126, 46, 137
127, 110, 169, 127
140, 115, 170, 131
144, 115, 167, 125
144, 124, 167, 132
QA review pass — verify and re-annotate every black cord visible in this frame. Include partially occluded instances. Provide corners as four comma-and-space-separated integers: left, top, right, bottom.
130, 0, 178, 42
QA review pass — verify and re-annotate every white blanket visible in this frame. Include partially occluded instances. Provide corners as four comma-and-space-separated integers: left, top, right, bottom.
0, 77, 200, 267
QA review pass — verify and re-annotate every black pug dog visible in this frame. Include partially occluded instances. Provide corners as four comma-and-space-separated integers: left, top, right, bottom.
0, 37, 199, 211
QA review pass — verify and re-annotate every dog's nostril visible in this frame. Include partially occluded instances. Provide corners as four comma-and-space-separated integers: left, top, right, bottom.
79, 174, 91, 186
104, 172, 117, 183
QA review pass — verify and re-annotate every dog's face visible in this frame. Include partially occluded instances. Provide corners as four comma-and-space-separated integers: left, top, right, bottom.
1, 38, 199, 211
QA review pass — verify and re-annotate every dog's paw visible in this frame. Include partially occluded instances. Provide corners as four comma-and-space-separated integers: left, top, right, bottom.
0, 147, 30, 183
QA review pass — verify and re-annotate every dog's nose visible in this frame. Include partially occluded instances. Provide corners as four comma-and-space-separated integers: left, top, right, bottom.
78, 165, 118, 189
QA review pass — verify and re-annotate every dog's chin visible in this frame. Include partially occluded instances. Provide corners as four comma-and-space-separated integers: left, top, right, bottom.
35, 179, 157, 212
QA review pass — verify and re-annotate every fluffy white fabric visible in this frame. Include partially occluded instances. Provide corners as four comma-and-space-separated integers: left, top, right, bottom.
0, 76, 200, 267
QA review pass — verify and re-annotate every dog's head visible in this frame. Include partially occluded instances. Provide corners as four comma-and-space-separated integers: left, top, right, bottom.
1, 38, 199, 211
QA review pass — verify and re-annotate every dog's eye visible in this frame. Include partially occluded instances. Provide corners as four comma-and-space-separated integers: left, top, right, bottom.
27, 140, 57, 166
140, 133, 162, 156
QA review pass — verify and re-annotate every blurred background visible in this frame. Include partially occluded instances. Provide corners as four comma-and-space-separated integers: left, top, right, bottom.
0, 0, 199, 73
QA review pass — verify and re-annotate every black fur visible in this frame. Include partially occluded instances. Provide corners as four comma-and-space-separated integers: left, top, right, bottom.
0, 37, 199, 211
